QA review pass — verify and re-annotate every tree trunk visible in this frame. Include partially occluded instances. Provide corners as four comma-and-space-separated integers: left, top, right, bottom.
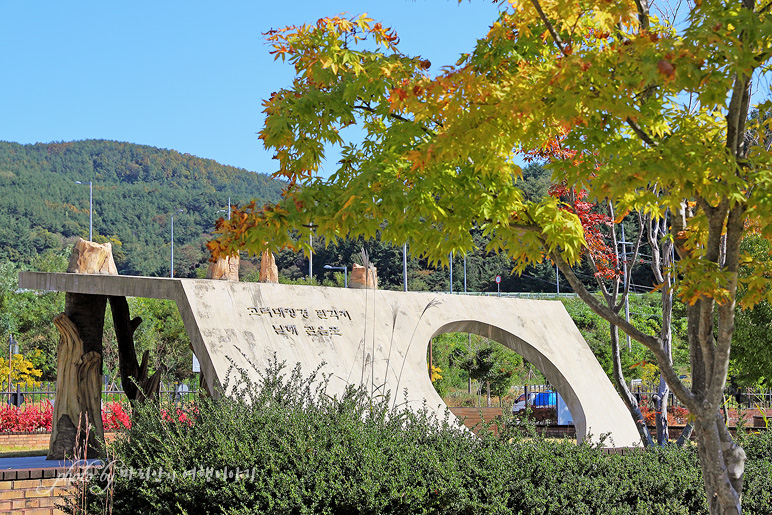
108, 296, 162, 402
48, 240, 114, 460
48, 313, 104, 460
649, 230, 673, 447
66, 238, 118, 275
207, 254, 240, 281
610, 325, 653, 446
695, 413, 745, 515
676, 422, 695, 446
655, 380, 670, 445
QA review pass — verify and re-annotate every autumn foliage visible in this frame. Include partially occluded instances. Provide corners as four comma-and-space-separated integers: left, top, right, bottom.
208, 3, 771, 512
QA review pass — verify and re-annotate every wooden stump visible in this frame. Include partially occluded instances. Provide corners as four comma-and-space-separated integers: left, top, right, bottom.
259, 251, 278, 283
350, 263, 378, 289
67, 238, 118, 275
48, 314, 104, 459
206, 254, 240, 281
48, 240, 114, 460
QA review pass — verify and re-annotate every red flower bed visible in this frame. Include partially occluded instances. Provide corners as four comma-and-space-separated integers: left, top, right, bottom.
0, 401, 198, 433
0, 402, 53, 432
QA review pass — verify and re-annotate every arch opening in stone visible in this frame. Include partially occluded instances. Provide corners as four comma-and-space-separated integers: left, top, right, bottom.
427, 320, 596, 442
426, 331, 549, 410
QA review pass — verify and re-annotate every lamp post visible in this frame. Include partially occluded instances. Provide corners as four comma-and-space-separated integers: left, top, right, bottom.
170, 209, 184, 278
464, 254, 467, 293
324, 264, 348, 288
403, 242, 408, 292
74, 181, 93, 241
8, 335, 18, 394
217, 199, 231, 221
449, 252, 453, 294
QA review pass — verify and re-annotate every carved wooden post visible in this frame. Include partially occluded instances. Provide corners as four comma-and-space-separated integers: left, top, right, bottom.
49, 305, 106, 459
48, 239, 115, 459
350, 263, 378, 289
206, 254, 240, 281
259, 251, 278, 283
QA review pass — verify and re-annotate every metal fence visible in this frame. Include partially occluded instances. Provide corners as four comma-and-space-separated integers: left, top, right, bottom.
2, 381, 769, 410
0, 381, 200, 408
509, 383, 772, 410
630, 385, 772, 410
445, 292, 579, 299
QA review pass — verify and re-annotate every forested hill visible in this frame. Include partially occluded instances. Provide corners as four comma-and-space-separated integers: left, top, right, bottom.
0, 139, 284, 276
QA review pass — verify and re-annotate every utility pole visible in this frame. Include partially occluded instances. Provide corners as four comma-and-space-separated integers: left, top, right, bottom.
449, 252, 453, 293
403, 242, 408, 292
464, 254, 467, 293
170, 209, 184, 278
75, 181, 93, 241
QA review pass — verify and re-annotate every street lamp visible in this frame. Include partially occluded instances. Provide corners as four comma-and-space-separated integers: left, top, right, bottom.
217, 197, 231, 221
449, 252, 453, 294
464, 254, 467, 293
171, 209, 184, 278
324, 264, 348, 288
8, 335, 18, 394
403, 242, 408, 292
74, 181, 93, 241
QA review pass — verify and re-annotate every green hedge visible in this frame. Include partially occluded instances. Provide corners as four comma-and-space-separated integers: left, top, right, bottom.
71, 360, 772, 514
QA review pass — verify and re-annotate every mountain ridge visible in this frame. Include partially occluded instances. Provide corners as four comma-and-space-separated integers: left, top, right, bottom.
0, 139, 284, 276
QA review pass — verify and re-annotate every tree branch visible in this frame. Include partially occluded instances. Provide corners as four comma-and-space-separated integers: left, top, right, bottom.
626, 117, 658, 146
550, 248, 698, 410
708, 204, 746, 407
726, 73, 752, 154
530, 0, 568, 53
646, 212, 666, 284
632, 0, 651, 30
353, 102, 439, 135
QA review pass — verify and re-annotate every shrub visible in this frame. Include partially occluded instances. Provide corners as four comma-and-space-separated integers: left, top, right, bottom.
72, 359, 772, 515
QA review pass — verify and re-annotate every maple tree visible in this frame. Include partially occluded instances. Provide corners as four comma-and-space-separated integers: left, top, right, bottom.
548, 183, 657, 446
210, 2, 772, 513
552, 177, 690, 447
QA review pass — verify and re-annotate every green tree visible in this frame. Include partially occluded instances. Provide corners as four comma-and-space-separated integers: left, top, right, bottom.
731, 234, 772, 386
211, 4, 772, 512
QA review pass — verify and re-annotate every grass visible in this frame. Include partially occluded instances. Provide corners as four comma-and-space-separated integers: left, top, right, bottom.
0, 443, 49, 458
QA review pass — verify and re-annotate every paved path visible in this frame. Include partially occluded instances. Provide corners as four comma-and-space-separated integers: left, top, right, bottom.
0, 455, 98, 471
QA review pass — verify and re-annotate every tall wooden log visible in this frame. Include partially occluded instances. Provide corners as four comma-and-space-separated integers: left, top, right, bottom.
108, 296, 162, 402
48, 314, 103, 459
48, 238, 114, 460
259, 251, 278, 283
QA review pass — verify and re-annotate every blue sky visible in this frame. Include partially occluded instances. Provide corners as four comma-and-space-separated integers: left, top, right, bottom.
0, 1, 503, 176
